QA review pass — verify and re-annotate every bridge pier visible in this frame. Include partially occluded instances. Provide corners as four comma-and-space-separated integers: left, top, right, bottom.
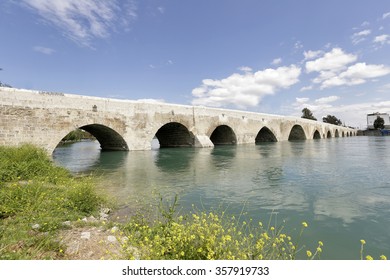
194, 135, 214, 148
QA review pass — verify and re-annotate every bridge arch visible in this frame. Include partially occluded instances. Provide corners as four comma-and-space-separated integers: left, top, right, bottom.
209, 125, 237, 145
53, 123, 128, 153
313, 130, 321, 139
326, 131, 332, 138
155, 122, 194, 148
335, 129, 340, 138
255, 126, 277, 143
288, 125, 306, 141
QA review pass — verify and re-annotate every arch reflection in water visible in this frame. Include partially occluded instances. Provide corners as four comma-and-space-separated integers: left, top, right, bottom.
154, 148, 195, 173
53, 141, 101, 173
53, 141, 129, 174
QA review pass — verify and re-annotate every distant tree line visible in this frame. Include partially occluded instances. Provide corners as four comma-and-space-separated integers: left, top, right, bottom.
301, 107, 343, 126
0, 81, 12, 88
61, 129, 95, 142
0, 67, 12, 88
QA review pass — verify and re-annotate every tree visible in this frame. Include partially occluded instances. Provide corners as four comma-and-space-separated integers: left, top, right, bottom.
373, 116, 385, 130
322, 115, 342, 126
301, 107, 317, 121
0, 68, 12, 88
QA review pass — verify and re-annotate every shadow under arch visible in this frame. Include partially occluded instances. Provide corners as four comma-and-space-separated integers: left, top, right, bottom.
155, 122, 194, 148
255, 126, 277, 143
313, 130, 321, 139
288, 124, 306, 141
79, 124, 129, 151
210, 125, 237, 145
335, 130, 340, 138
326, 131, 332, 138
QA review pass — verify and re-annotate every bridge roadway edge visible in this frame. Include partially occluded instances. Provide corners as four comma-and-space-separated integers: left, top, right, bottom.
0, 87, 357, 154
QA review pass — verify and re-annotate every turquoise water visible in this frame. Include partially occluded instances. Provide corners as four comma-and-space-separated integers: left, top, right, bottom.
53, 136, 390, 259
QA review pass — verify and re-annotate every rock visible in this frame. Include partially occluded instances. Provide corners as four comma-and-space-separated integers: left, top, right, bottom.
107, 236, 117, 243
101, 208, 111, 214
81, 217, 88, 222
99, 208, 111, 221
66, 242, 80, 255
62, 221, 71, 227
88, 215, 97, 223
121, 236, 129, 243
32, 224, 40, 230
110, 226, 119, 233
81, 232, 91, 240
100, 215, 108, 221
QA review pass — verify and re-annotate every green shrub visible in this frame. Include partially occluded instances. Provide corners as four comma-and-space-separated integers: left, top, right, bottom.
0, 144, 69, 182
0, 145, 108, 259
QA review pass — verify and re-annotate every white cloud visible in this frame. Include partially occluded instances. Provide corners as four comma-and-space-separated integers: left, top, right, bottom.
21, 0, 137, 46
383, 12, 390, 20
341, 63, 390, 80
306, 48, 357, 73
315, 95, 340, 104
191, 65, 301, 108
303, 50, 323, 60
351, 29, 371, 45
271, 57, 282, 65
304, 48, 390, 89
238, 66, 253, 73
294, 40, 303, 50
378, 83, 390, 93
33, 46, 55, 55
300, 85, 313, 92
373, 34, 390, 45
157, 6, 165, 14
295, 97, 310, 103
320, 63, 390, 89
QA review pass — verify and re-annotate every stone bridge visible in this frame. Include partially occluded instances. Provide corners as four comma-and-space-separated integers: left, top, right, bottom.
0, 88, 357, 154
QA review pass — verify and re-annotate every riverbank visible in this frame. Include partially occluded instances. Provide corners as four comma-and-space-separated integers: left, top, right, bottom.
0, 144, 112, 259
357, 129, 390, 136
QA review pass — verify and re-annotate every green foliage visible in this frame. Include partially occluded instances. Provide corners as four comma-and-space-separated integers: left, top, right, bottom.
61, 129, 94, 142
373, 116, 385, 130
322, 115, 342, 126
0, 81, 12, 88
121, 197, 322, 260
301, 108, 317, 121
0, 144, 70, 182
0, 145, 107, 259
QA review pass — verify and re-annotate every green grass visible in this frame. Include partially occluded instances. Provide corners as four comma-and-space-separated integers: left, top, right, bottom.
0, 144, 69, 182
0, 145, 107, 259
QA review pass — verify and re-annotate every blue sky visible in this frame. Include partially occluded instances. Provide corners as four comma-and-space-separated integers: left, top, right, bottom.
1, 0, 390, 128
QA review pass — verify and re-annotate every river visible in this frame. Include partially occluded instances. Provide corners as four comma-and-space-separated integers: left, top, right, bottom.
53, 136, 390, 259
